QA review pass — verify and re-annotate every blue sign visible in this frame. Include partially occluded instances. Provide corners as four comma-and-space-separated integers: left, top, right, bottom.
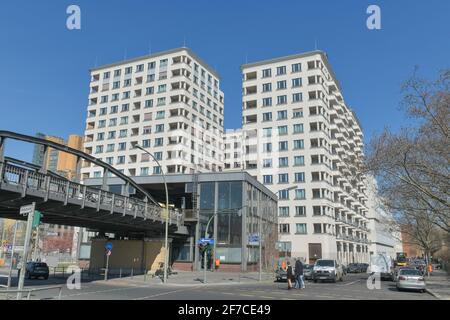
248, 234, 260, 245
198, 238, 214, 245
105, 242, 113, 251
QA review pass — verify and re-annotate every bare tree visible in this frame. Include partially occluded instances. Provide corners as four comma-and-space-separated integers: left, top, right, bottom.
362, 69, 450, 237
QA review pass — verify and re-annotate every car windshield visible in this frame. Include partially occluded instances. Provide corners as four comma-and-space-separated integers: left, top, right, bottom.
400, 269, 421, 276
316, 260, 334, 267
34, 263, 48, 268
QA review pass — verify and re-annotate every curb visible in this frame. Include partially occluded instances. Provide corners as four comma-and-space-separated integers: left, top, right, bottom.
426, 288, 443, 300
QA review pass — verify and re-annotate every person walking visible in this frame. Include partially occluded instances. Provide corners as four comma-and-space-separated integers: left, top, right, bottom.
295, 258, 304, 289
286, 261, 294, 290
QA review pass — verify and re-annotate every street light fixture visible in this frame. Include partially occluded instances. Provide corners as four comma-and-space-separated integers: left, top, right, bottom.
134, 145, 169, 284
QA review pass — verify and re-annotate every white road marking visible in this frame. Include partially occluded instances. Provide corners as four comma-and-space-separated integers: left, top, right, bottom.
133, 286, 203, 300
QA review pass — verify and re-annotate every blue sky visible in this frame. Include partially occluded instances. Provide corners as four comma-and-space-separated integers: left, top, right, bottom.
0, 0, 449, 161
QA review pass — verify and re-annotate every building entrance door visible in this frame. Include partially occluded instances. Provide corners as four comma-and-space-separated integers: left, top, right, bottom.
308, 243, 322, 265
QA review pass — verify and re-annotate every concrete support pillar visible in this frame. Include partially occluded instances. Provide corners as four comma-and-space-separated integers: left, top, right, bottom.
102, 169, 109, 191
75, 156, 82, 183
39, 145, 49, 174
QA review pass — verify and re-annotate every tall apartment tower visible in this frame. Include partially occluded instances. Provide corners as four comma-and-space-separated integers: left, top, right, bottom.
223, 129, 244, 170
82, 48, 225, 179
240, 51, 369, 265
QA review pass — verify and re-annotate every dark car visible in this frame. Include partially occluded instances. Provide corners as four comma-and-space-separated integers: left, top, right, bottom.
359, 263, 369, 273
20, 262, 49, 280
347, 263, 361, 273
275, 268, 288, 282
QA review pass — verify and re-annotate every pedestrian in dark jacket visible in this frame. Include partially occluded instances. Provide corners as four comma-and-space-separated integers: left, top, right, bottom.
295, 258, 305, 289
286, 261, 294, 290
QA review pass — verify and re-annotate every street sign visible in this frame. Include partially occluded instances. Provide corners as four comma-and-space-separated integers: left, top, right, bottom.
105, 242, 113, 251
248, 234, 260, 246
198, 238, 214, 245
32, 211, 42, 228
19, 204, 34, 216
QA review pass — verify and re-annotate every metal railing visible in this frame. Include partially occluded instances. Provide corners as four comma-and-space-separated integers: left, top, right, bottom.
0, 285, 63, 300
0, 161, 183, 226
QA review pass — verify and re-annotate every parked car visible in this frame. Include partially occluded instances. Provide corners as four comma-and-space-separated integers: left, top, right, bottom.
396, 268, 426, 292
303, 264, 313, 280
359, 263, 369, 273
347, 263, 361, 273
312, 259, 344, 283
275, 267, 288, 282
18, 262, 49, 280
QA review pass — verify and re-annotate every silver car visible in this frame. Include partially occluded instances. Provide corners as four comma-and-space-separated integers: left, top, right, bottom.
312, 259, 344, 283
396, 268, 426, 292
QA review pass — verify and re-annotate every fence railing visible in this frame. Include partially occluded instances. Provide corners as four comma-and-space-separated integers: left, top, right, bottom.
0, 161, 183, 226
0, 285, 63, 300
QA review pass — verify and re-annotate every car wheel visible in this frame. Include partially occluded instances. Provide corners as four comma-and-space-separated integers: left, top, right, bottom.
332, 277, 336, 283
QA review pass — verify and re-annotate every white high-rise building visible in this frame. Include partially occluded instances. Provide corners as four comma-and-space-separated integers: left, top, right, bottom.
82, 47, 225, 179
223, 129, 244, 170
238, 50, 370, 264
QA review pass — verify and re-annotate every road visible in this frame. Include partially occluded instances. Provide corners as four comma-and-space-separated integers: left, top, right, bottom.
0, 272, 436, 300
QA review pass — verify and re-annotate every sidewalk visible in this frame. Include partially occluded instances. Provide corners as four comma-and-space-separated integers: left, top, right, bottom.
100, 270, 275, 287
425, 270, 450, 300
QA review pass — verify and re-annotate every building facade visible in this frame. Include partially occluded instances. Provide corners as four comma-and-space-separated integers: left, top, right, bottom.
238, 51, 370, 265
81, 48, 225, 180
223, 129, 244, 170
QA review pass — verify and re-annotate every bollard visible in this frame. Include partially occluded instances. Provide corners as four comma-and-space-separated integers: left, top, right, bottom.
131, 268, 134, 279
119, 268, 122, 278
144, 269, 147, 282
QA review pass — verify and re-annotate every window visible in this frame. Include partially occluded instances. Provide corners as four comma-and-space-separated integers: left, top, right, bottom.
109, 118, 117, 127
107, 131, 116, 139
124, 79, 131, 87
95, 145, 103, 154
263, 175, 273, 184
313, 224, 322, 234
292, 93, 303, 102
278, 125, 288, 135
292, 78, 302, 87
99, 107, 107, 116
143, 126, 151, 135
140, 167, 149, 176
125, 67, 132, 75
295, 206, 306, 216
136, 64, 144, 72
105, 157, 113, 165
279, 207, 289, 217
147, 74, 155, 83
155, 111, 165, 119
114, 69, 121, 77
278, 173, 289, 184
112, 81, 120, 89
98, 120, 106, 128
119, 129, 127, 138
106, 144, 114, 152
295, 172, 305, 182
279, 157, 288, 167
263, 159, 272, 168
279, 189, 289, 200
262, 97, 272, 107
262, 83, 272, 92
93, 171, 102, 178
155, 124, 164, 133
276, 66, 286, 75
277, 110, 287, 120
145, 99, 153, 108
103, 72, 110, 80
97, 132, 104, 141
122, 91, 130, 99
142, 139, 151, 148
121, 104, 129, 112
153, 166, 162, 174
277, 80, 287, 90
154, 138, 163, 147
159, 59, 168, 68
148, 62, 156, 69
117, 156, 125, 164
263, 143, 272, 152
262, 112, 272, 122
157, 97, 166, 106
158, 84, 166, 93
295, 189, 306, 200
262, 68, 271, 78
154, 152, 163, 161
277, 95, 287, 105
293, 139, 304, 149
118, 142, 126, 151
279, 224, 290, 234
279, 141, 288, 151
296, 223, 307, 234
292, 63, 302, 73
262, 127, 272, 137
146, 87, 154, 95
120, 116, 128, 125
293, 124, 304, 133
293, 108, 303, 118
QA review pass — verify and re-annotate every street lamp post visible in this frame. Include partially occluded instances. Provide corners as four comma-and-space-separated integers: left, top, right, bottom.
135, 145, 169, 283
